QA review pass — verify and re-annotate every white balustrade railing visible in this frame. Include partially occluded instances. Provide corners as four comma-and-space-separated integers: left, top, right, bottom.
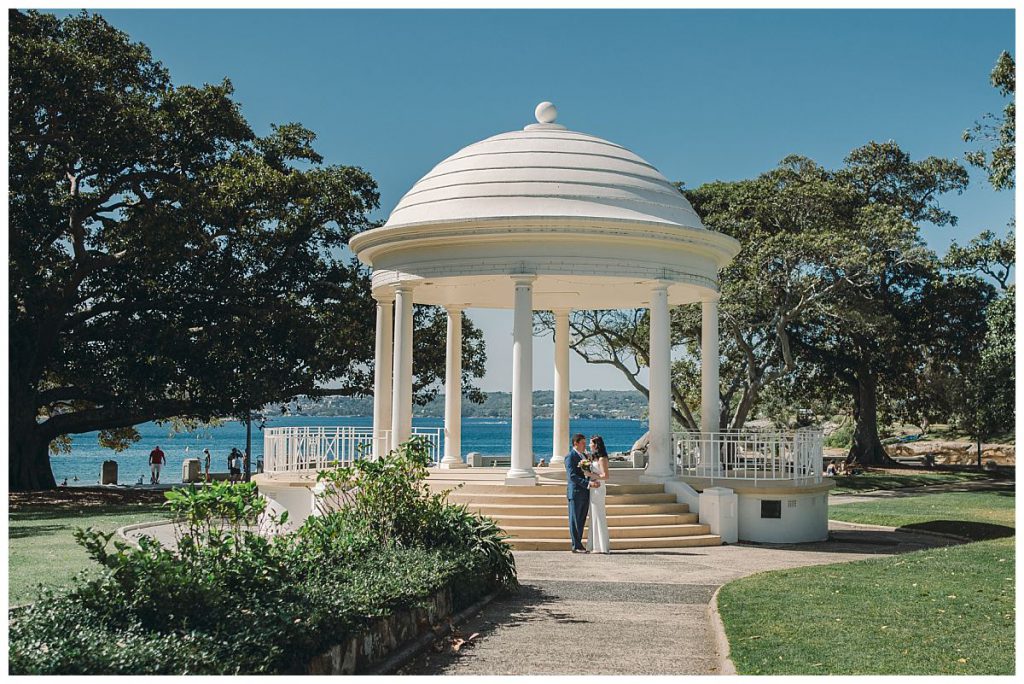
672, 428, 824, 484
262, 426, 444, 473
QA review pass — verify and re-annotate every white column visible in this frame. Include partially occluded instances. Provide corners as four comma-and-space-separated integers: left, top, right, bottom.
550, 308, 571, 467
440, 305, 466, 468
371, 293, 394, 458
700, 296, 722, 476
644, 283, 674, 480
390, 283, 415, 450
507, 275, 537, 485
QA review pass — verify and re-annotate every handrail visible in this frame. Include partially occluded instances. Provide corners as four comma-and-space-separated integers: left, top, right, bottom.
672, 428, 824, 485
262, 426, 445, 473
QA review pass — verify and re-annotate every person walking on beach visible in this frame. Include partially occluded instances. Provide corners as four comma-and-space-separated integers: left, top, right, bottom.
203, 448, 212, 483
149, 446, 166, 484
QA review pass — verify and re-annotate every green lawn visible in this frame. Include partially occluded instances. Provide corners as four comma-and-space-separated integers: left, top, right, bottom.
9, 501, 168, 606
718, 491, 1016, 675
830, 470, 994, 494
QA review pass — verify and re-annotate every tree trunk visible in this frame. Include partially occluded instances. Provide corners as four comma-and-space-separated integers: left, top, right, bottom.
9, 421, 57, 492
847, 367, 894, 467
977, 436, 983, 470
244, 412, 252, 483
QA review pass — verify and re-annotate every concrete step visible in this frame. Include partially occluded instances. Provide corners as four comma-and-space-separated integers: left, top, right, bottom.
446, 492, 678, 506
469, 502, 691, 517
491, 513, 698, 527
510, 534, 722, 551
502, 523, 712, 539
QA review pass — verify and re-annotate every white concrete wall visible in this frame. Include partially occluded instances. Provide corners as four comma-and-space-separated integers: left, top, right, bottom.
737, 490, 829, 543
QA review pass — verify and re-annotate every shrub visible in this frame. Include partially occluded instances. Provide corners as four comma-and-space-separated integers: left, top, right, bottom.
8, 439, 517, 675
824, 423, 854, 449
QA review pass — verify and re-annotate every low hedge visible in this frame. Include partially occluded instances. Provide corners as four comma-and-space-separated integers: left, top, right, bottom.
9, 438, 516, 675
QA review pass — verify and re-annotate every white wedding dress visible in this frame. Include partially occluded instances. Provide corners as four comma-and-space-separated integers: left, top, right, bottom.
587, 458, 610, 554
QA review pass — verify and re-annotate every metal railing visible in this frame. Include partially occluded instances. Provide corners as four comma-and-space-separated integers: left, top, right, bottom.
262, 426, 444, 473
672, 428, 824, 484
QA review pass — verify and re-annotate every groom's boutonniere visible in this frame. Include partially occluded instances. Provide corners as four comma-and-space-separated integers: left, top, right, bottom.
578, 458, 592, 473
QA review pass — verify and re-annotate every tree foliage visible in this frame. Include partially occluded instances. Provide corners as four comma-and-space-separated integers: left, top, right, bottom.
8, 10, 484, 491
964, 51, 1015, 191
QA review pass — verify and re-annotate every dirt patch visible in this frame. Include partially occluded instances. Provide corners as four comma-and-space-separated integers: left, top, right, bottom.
9, 486, 168, 511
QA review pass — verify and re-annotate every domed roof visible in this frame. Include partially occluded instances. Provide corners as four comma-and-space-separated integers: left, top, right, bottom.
383, 102, 706, 230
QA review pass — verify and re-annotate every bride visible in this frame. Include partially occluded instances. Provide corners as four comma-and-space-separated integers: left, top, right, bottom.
587, 435, 611, 554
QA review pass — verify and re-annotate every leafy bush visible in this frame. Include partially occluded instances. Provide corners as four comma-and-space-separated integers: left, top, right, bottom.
9, 439, 517, 675
824, 423, 854, 449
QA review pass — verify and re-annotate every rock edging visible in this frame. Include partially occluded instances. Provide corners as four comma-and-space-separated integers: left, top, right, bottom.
708, 585, 737, 675
307, 586, 501, 675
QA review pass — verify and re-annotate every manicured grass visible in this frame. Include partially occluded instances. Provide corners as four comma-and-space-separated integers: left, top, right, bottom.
9, 495, 168, 606
829, 490, 1016, 532
830, 470, 994, 494
718, 491, 1016, 675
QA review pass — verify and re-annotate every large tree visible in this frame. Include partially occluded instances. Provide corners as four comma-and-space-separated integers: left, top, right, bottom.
9, 10, 485, 491
789, 142, 974, 465
537, 156, 868, 432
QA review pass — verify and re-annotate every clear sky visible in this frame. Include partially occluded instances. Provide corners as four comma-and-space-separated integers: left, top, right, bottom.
52, 8, 1015, 391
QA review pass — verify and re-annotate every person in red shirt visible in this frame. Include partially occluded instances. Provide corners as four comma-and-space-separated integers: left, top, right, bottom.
149, 446, 166, 484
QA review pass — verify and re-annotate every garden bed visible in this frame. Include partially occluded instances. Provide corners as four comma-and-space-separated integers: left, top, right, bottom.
8, 439, 518, 675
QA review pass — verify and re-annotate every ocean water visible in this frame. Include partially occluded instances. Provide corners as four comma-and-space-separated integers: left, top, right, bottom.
50, 416, 648, 486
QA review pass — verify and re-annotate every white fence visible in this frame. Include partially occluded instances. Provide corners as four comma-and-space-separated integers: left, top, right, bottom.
673, 429, 824, 484
262, 426, 444, 473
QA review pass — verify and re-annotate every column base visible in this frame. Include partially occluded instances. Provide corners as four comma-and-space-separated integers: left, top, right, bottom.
548, 455, 566, 468
438, 460, 468, 469
640, 471, 675, 483
504, 471, 538, 486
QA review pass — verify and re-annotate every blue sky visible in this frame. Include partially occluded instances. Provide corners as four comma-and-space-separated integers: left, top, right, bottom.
55, 8, 1015, 391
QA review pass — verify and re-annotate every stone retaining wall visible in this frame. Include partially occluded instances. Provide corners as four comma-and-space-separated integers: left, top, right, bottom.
306, 588, 453, 674
885, 442, 1015, 466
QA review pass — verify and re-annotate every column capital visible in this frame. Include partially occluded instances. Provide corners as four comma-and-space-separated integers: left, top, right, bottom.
443, 303, 465, 315
373, 290, 395, 304
551, 307, 572, 316
702, 291, 722, 304
393, 281, 417, 294
510, 273, 537, 286
649, 279, 672, 293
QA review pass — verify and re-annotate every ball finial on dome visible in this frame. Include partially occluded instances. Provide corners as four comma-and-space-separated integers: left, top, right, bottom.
535, 101, 558, 124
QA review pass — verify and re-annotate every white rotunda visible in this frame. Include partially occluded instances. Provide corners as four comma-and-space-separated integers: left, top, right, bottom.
258, 103, 831, 546
349, 102, 739, 484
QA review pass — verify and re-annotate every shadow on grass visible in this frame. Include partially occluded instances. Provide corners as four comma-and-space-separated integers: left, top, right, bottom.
9, 505, 166, 522
397, 583, 571, 675
898, 520, 1015, 541
7, 524, 71, 540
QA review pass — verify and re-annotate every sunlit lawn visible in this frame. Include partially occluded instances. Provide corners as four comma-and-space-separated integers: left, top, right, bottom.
9, 494, 167, 606
718, 491, 1015, 675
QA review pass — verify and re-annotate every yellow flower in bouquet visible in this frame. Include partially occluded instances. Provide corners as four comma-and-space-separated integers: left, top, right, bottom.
578, 458, 592, 473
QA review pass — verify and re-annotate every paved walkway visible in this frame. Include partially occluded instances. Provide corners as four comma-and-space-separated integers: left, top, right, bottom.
397, 523, 954, 675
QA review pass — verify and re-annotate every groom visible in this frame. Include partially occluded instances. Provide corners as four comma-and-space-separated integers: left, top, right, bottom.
565, 433, 600, 553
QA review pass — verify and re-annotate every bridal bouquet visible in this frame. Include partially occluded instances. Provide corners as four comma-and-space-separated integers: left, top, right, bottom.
578, 458, 592, 473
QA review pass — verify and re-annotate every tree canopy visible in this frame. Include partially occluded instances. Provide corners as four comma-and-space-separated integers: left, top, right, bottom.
8, 10, 485, 491
964, 51, 1015, 191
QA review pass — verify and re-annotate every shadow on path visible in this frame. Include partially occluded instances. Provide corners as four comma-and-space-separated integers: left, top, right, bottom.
398, 583, 562, 675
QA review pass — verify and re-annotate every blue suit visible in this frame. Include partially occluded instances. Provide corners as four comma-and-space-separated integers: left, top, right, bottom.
565, 449, 591, 550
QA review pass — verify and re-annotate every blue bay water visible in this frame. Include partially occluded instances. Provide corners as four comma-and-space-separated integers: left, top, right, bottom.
52, 416, 648, 485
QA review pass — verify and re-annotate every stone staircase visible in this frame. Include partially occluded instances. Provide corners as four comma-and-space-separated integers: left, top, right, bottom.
440, 482, 721, 551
